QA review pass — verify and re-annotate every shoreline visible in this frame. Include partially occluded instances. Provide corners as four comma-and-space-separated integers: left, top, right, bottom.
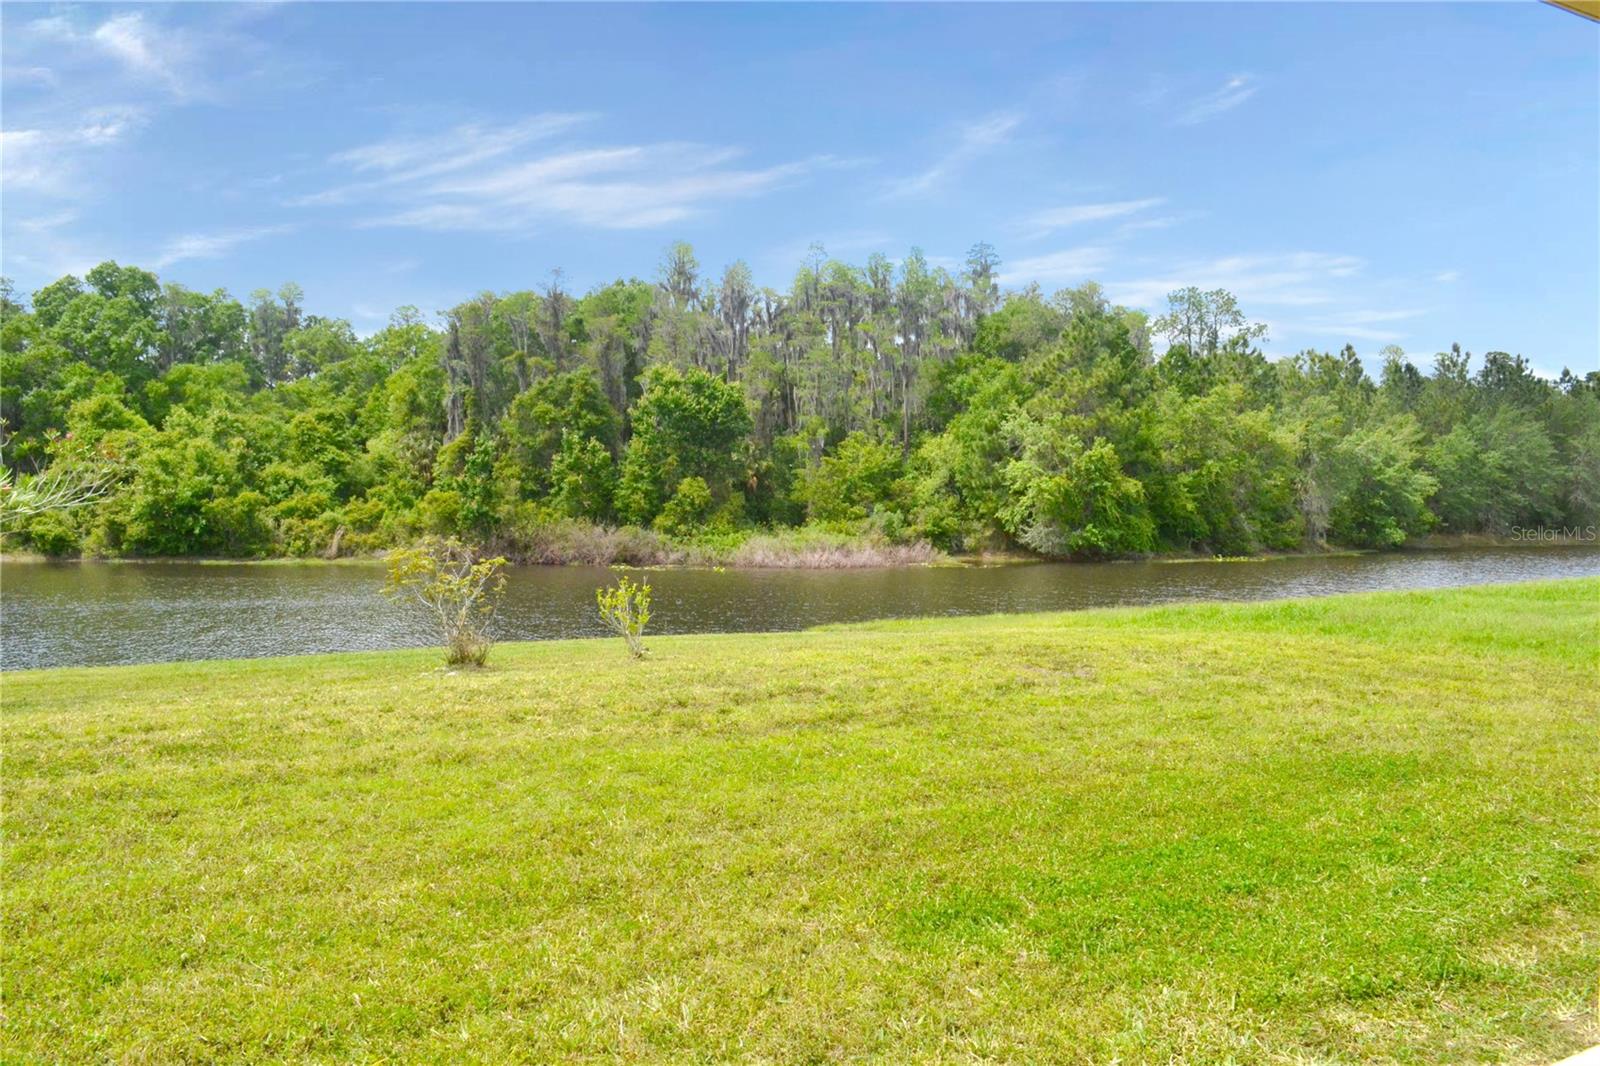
5, 536, 1598, 571
4, 533, 1597, 571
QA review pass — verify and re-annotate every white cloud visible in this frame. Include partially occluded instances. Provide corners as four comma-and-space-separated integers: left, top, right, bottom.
1177, 75, 1258, 125
14, 209, 80, 233
310, 114, 594, 202
887, 112, 1022, 198
92, 13, 189, 96
1107, 252, 1364, 310
1327, 309, 1424, 324
1, 8, 281, 208
998, 246, 1113, 287
3, 66, 58, 88
1099, 255, 1431, 352
0, 106, 149, 194
21, 11, 206, 99
299, 118, 828, 232
1285, 308, 1426, 344
1323, 326, 1406, 343
0, 210, 100, 280
1432, 270, 1461, 283
766, 229, 897, 271
1026, 197, 1166, 235
1115, 214, 1190, 238
152, 225, 296, 269
0, 130, 54, 189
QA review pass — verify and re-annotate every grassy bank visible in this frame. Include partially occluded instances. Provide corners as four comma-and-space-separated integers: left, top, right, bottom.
5, 581, 1598, 1063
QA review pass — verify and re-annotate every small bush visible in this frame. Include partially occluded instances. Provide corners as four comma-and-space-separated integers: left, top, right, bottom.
385, 536, 507, 666
654, 476, 713, 537
596, 574, 652, 659
416, 488, 465, 535
25, 510, 81, 556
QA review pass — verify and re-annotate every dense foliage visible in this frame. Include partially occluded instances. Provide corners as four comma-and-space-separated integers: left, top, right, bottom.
3, 247, 1595, 560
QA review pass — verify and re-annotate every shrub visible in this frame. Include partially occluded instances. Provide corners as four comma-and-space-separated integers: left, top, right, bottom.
25, 510, 81, 556
1325, 420, 1438, 548
199, 491, 274, 557
596, 574, 652, 659
653, 476, 713, 537
384, 536, 507, 666
548, 431, 617, 522
416, 487, 464, 535
800, 432, 904, 524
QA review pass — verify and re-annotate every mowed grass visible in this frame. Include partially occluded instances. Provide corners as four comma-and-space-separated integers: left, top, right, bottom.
4, 580, 1598, 1064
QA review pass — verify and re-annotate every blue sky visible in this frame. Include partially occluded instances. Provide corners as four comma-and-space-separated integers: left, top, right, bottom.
3, 2, 1596, 373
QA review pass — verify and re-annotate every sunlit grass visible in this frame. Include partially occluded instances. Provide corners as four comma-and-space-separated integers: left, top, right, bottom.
4, 580, 1597, 1062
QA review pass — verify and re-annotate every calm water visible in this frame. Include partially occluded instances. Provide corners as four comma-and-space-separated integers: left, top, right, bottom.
3, 546, 1597, 670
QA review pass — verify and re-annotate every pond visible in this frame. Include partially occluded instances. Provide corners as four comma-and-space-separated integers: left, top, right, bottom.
4, 545, 1598, 671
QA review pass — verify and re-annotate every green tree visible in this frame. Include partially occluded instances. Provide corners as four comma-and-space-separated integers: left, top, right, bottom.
549, 430, 617, 522
502, 369, 619, 496
800, 431, 904, 525
654, 475, 714, 537
617, 366, 751, 525
999, 421, 1154, 558
1325, 419, 1438, 548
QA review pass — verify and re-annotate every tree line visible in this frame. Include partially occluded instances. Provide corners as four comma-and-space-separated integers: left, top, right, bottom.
2, 243, 1596, 561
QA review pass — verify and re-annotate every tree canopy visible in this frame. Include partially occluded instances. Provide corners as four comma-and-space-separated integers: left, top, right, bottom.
2, 250, 1595, 560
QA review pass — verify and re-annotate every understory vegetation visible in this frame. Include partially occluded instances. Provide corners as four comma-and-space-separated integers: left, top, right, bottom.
3, 249, 1596, 563
4, 580, 1596, 1061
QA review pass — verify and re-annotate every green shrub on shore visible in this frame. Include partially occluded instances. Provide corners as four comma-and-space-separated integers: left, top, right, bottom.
383, 536, 507, 666
596, 574, 652, 658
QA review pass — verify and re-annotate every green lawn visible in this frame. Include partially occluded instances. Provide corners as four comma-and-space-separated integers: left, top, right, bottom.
4, 580, 1598, 1063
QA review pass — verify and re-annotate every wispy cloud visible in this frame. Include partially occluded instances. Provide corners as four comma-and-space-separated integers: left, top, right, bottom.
1432, 270, 1461, 283
152, 224, 296, 269
299, 114, 594, 205
766, 230, 896, 271
1177, 74, 1258, 125
298, 117, 829, 232
0, 106, 149, 194
1026, 197, 1166, 236
1115, 213, 1191, 238
1, 210, 100, 280
1332, 309, 1424, 324
1106, 252, 1364, 309
2, 7, 288, 220
1292, 308, 1425, 344
3, 65, 57, 89
26, 11, 209, 100
997, 246, 1112, 287
92, 13, 190, 97
887, 112, 1021, 198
